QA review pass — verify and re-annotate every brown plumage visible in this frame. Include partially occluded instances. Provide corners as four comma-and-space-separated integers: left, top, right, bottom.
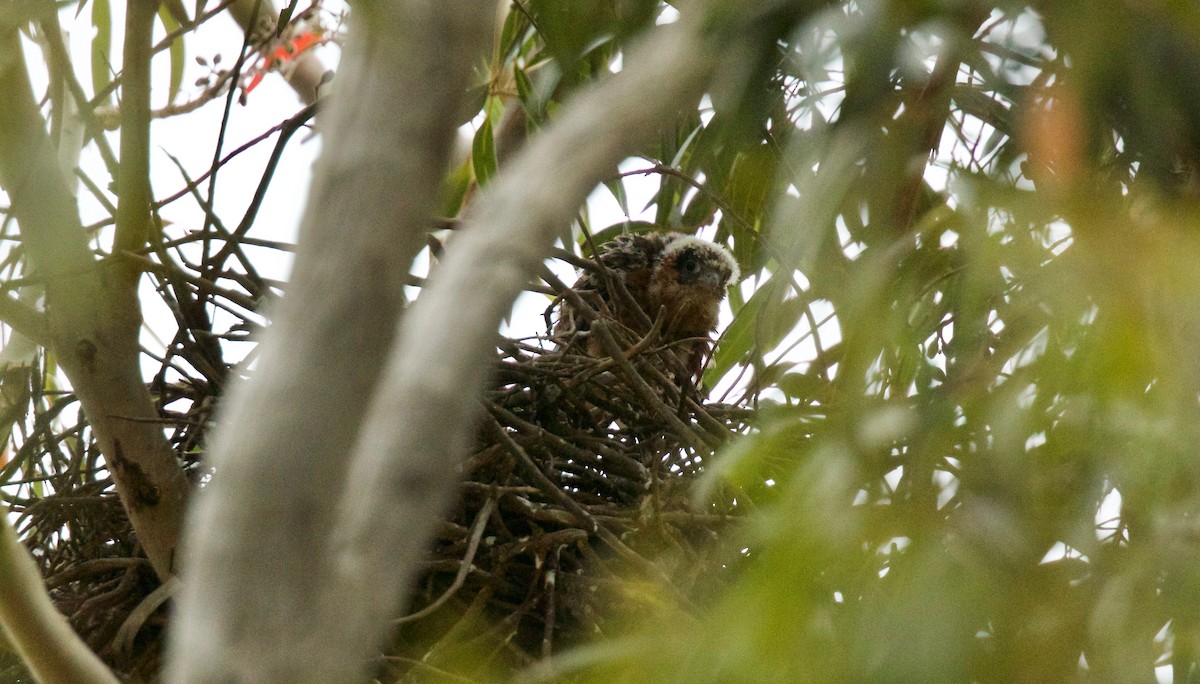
554, 231, 740, 379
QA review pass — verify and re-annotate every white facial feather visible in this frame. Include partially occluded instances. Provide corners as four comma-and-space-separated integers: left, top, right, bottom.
658, 233, 740, 285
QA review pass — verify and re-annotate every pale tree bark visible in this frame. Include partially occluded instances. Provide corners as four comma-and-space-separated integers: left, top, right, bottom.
169, 1, 800, 681
318, 3, 768, 668
0, 20, 188, 581
166, 1, 491, 681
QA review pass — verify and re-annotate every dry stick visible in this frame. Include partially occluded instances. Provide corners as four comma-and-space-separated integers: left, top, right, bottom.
492, 354, 710, 612
113, 576, 180, 657
591, 524, 697, 614
488, 418, 598, 534
158, 151, 265, 292
541, 268, 670, 385
625, 356, 734, 442
683, 395, 741, 442
619, 309, 668, 359
590, 322, 713, 453
395, 497, 496, 625
488, 403, 647, 481
43, 558, 150, 589
121, 254, 258, 312
155, 102, 316, 208
209, 102, 319, 278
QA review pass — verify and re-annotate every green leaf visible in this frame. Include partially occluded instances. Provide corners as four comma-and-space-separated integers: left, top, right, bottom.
722, 144, 776, 226
513, 65, 540, 121
693, 410, 817, 504
498, 5, 530, 61
158, 4, 185, 105
438, 159, 472, 217
747, 361, 797, 395
603, 175, 630, 218
651, 173, 683, 228
276, 0, 297, 31
952, 85, 1015, 137
472, 114, 497, 187
680, 185, 715, 229
776, 371, 826, 400
708, 277, 811, 387
707, 277, 776, 385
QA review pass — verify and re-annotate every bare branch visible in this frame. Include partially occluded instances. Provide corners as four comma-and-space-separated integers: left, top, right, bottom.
0, 26, 189, 582
166, 1, 492, 680
113, 0, 158, 254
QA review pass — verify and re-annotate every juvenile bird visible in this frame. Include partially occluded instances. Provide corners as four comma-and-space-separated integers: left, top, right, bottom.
554, 231, 739, 380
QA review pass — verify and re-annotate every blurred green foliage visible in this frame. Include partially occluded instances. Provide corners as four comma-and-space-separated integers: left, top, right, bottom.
480, 0, 1200, 681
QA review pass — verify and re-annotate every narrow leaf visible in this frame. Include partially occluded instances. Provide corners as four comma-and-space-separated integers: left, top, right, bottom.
158, 5, 185, 105
472, 115, 497, 187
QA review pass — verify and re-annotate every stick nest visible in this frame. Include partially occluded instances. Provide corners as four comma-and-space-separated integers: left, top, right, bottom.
383, 327, 751, 679
9, 300, 750, 683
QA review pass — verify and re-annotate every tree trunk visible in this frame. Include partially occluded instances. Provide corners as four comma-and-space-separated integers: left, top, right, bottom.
0, 26, 188, 582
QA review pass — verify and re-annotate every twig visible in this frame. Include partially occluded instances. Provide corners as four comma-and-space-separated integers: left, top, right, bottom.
487, 418, 599, 534
590, 321, 713, 453
395, 498, 495, 625
113, 576, 180, 657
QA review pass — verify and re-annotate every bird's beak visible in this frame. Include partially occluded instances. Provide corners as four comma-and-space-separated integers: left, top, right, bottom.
700, 271, 721, 290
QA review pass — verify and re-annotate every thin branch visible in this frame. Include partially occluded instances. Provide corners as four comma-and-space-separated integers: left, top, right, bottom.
206, 100, 318, 279
590, 321, 713, 453
487, 417, 599, 534
198, 0, 264, 268
0, 294, 49, 348
393, 498, 495, 625
155, 102, 314, 208
113, 0, 158, 255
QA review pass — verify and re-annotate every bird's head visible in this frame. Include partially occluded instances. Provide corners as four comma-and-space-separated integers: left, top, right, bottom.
657, 234, 740, 294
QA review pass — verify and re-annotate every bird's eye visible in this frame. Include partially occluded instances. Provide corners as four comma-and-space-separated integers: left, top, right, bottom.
682, 259, 701, 274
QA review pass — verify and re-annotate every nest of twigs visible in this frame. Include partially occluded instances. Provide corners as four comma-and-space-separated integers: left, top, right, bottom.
12, 291, 750, 683
6, 381, 212, 682
379, 320, 752, 679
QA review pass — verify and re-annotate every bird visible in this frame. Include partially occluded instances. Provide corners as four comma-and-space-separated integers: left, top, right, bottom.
553, 231, 740, 381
